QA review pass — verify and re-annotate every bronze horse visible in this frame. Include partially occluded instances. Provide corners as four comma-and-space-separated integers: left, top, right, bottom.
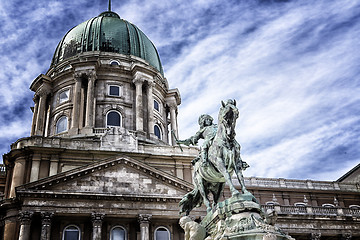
179, 100, 250, 214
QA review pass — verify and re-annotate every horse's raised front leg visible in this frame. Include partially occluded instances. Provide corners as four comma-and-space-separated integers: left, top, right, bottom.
216, 157, 239, 196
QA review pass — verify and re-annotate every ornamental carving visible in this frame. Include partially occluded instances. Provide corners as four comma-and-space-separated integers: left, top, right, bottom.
41, 212, 54, 226
91, 213, 105, 227
311, 233, 321, 240
18, 211, 34, 225
138, 214, 152, 223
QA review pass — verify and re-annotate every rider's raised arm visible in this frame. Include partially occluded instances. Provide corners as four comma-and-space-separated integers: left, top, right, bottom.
177, 128, 204, 146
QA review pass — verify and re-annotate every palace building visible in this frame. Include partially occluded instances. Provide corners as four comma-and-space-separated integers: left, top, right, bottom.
1, 6, 359, 240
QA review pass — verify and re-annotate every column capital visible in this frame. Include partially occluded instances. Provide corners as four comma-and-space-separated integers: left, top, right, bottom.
138, 214, 152, 223
18, 211, 34, 225
36, 86, 51, 98
41, 212, 54, 225
310, 233, 321, 240
87, 70, 97, 81
73, 71, 85, 80
133, 78, 145, 85
342, 233, 352, 240
91, 213, 105, 226
146, 80, 155, 88
33, 95, 39, 102
168, 102, 177, 111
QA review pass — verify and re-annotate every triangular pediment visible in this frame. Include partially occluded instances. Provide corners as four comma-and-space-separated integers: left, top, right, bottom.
17, 155, 193, 200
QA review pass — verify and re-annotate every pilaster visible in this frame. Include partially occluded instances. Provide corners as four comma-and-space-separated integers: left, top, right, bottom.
91, 213, 105, 240
29, 153, 41, 182
138, 214, 152, 240
41, 212, 54, 240
49, 154, 59, 176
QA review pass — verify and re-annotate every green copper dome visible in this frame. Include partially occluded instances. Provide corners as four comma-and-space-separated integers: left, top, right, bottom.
52, 11, 164, 75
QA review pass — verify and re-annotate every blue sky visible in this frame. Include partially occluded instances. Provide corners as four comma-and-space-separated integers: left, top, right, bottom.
0, 0, 359, 181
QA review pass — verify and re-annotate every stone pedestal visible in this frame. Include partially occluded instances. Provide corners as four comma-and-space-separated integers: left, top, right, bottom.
201, 194, 293, 240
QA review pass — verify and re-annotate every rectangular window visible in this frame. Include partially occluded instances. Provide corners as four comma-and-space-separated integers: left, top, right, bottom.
154, 100, 160, 112
109, 85, 121, 96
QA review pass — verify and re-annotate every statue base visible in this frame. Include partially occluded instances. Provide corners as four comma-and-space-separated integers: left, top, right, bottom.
201, 193, 293, 240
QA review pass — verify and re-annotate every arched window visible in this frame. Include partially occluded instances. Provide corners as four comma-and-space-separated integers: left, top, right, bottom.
56, 116, 68, 134
107, 111, 121, 127
62, 225, 80, 240
110, 60, 120, 66
110, 226, 127, 240
155, 227, 170, 240
154, 124, 162, 139
154, 99, 160, 112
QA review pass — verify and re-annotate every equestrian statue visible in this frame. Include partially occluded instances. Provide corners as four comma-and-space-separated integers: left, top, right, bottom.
177, 99, 255, 215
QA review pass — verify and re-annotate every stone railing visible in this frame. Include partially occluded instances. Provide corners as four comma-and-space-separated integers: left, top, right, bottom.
93, 128, 110, 134
238, 177, 360, 192
261, 205, 360, 217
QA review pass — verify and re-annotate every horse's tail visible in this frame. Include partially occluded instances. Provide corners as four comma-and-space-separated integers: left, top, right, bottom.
179, 188, 203, 215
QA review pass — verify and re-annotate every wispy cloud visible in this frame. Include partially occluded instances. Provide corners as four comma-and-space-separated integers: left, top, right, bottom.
0, 0, 359, 181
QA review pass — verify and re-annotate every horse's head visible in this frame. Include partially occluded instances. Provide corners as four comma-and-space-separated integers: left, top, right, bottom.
219, 99, 239, 140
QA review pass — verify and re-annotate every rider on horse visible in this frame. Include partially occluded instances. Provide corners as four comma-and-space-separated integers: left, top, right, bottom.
177, 114, 217, 166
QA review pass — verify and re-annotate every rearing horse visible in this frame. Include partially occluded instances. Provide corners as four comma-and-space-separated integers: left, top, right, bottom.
179, 100, 250, 214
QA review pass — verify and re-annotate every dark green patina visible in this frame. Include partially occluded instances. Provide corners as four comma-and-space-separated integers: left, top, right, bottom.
51, 11, 164, 75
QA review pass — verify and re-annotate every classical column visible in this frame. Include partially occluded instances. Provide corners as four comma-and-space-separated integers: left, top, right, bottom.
35, 89, 49, 136
3, 211, 17, 240
133, 78, 144, 132
91, 213, 105, 240
85, 71, 96, 128
29, 153, 41, 182
138, 214, 152, 240
18, 211, 33, 240
9, 156, 26, 198
169, 103, 178, 145
147, 81, 155, 135
41, 212, 54, 240
30, 97, 39, 136
44, 103, 51, 137
49, 154, 59, 176
71, 73, 82, 132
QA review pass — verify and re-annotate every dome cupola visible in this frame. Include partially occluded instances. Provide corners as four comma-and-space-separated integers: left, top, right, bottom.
52, 10, 164, 75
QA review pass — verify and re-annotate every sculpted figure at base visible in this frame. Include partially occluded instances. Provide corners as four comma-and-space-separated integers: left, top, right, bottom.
179, 99, 253, 215
179, 216, 206, 240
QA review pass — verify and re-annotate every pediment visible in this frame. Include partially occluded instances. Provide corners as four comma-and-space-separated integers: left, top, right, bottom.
17, 155, 193, 200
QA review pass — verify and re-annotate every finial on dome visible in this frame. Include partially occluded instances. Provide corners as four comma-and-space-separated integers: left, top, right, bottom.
108, 0, 111, 11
